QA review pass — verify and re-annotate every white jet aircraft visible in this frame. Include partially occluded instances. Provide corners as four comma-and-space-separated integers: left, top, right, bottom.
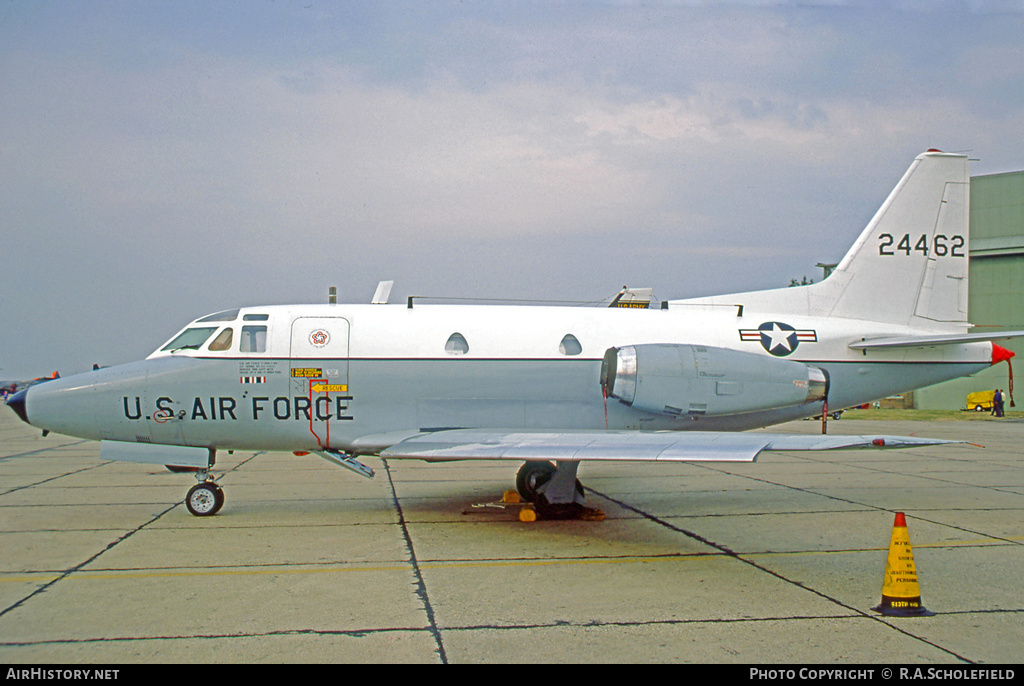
7, 150, 1021, 519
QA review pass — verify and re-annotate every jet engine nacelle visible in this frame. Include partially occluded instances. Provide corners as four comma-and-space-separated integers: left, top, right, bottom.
600, 343, 827, 417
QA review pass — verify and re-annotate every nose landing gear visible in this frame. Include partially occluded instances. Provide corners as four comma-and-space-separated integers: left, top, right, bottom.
185, 469, 224, 517
185, 481, 223, 516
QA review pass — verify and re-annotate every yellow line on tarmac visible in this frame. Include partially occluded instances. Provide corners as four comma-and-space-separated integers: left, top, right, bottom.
0, 555, 702, 585
736, 535, 1023, 563
5, 534, 1016, 585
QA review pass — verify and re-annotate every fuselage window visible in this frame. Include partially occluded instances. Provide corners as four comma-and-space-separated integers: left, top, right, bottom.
161, 327, 218, 352
445, 332, 469, 355
243, 314, 269, 321
559, 334, 582, 356
240, 326, 268, 353
208, 328, 234, 352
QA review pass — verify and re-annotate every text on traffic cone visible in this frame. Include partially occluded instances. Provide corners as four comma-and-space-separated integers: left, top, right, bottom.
872, 512, 933, 617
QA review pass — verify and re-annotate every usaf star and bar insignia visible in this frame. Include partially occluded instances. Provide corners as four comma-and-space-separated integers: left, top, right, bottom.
739, 322, 817, 357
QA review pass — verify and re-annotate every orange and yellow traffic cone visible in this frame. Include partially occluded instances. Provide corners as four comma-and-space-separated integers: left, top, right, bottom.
873, 512, 933, 617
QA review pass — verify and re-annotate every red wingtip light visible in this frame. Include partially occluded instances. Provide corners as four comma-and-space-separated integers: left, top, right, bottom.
992, 344, 1015, 365
872, 438, 886, 447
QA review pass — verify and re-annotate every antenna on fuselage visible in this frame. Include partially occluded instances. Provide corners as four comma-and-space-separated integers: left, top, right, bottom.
371, 280, 394, 305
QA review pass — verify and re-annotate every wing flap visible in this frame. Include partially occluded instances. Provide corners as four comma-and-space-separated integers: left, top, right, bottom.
377, 429, 959, 463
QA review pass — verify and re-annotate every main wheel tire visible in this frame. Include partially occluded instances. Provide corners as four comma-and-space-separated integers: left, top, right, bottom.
186, 482, 224, 516
515, 461, 556, 502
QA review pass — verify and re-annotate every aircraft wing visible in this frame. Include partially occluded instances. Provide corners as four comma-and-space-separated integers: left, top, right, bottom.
849, 330, 1024, 350
376, 429, 959, 463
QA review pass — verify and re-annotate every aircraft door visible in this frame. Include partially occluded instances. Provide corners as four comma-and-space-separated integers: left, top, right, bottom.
289, 317, 352, 449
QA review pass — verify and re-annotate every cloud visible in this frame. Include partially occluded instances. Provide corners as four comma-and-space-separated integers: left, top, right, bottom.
1, 2, 1023, 376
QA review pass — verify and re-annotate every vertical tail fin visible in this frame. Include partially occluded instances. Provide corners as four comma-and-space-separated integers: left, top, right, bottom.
821, 150, 969, 328
675, 150, 970, 330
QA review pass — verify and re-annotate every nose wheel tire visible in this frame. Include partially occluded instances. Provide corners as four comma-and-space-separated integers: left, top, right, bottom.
186, 482, 224, 516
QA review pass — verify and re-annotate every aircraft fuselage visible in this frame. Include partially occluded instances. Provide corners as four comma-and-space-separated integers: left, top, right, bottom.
15, 302, 991, 453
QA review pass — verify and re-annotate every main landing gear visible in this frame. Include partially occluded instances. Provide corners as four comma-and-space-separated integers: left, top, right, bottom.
514, 460, 604, 521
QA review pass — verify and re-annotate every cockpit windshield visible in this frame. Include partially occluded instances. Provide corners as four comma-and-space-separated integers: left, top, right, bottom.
208, 328, 234, 351
161, 327, 218, 352
152, 310, 273, 358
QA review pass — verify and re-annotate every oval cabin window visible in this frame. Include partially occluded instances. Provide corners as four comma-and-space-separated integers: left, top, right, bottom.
559, 334, 582, 356
445, 332, 469, 355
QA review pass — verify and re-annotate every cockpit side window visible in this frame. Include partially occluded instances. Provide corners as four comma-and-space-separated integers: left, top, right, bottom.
208, 328, 234, 352
240, 326, 268, 353
161, 327, 218, 352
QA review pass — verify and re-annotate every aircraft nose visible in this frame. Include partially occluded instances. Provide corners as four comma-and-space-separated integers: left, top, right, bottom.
5, 388, 30, 425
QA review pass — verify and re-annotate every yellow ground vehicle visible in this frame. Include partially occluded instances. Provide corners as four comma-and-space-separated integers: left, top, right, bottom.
967, 390, 996, 412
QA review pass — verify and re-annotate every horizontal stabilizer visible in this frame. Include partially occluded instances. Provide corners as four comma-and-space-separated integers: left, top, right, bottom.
850, 330, 1024, 350
377, 429, 960, 463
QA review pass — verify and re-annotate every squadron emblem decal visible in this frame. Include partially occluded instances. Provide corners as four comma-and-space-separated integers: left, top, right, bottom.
309, 329, 331, 347
739, 322, 817, 357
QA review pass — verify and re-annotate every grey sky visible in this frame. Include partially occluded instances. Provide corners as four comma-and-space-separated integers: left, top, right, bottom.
2, 1, 1023, 378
